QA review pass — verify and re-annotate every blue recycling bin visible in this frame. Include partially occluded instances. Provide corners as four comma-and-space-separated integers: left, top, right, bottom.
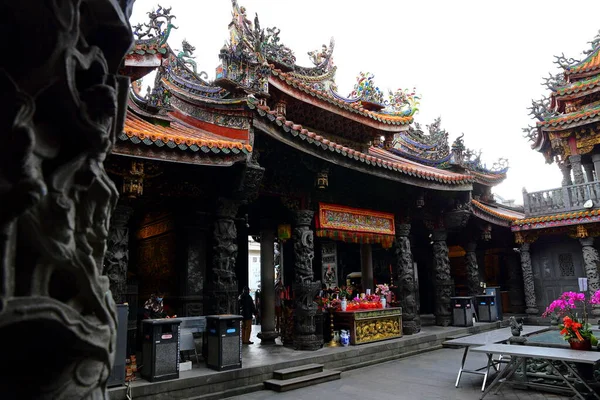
484, 286, 503, 321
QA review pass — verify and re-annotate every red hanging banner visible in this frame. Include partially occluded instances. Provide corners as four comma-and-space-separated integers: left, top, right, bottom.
315, 203, 395, 248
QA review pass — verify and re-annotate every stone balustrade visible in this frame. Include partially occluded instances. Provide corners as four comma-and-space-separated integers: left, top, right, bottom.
523, 181, 600, 217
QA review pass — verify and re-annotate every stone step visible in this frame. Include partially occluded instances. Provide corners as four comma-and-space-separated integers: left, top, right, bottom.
272, 363, 324, 380
264, 370, 341, 392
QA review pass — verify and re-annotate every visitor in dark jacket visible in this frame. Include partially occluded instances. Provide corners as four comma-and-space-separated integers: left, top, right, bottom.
239, 286, 256, 344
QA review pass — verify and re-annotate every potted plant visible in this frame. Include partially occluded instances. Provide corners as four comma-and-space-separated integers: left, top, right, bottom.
542, 291, 597, 350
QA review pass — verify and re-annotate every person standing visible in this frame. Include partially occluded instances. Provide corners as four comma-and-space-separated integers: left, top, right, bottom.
239, 286, 256, 344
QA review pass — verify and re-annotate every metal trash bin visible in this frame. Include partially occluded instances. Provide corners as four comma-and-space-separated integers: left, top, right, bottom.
476, 295, 497, 322
107, 304, 129, 387
141, 319, 181, 382
206, 315, 242, 371
484, 286, 503, 321
451, 296, 474, 327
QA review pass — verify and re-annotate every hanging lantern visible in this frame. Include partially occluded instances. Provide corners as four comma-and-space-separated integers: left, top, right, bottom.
481, 224, 492, 241
316, 170, 329, 190
122, 161, 145, 198
416, 192, 425, 208
277, 224, 291, 241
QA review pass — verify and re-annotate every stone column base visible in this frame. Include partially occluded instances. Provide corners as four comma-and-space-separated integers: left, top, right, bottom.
257, 330, 279, 343
293, 334, 322, 351
402, 320, 421, 335
525, 307, 539, 315
435, 315, 452, 327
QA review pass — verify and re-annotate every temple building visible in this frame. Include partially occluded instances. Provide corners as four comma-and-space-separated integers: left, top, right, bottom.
106, 1, 522, 351
517, 30, 600, 317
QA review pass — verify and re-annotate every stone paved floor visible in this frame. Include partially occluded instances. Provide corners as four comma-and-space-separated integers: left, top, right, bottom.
227, 347, 570, 400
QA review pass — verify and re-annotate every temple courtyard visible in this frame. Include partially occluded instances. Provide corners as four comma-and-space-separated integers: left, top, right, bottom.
229, 347, 569, 400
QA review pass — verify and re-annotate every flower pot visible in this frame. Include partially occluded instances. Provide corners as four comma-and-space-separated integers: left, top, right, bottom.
569, 338, 592, 351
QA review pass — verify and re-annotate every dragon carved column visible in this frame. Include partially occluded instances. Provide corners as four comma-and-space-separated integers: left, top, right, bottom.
0, 0, 134, 397
465, 242, 480, 297
395, 223, 420, 335
432, 230, 453, 326
559, 163, 573, 187
210, 197, 240, 315
519, 243, 539, 315
580, 237, 600, 317
570, 155, 585, 185
103, 204, 133, 304
292, 210, 322, 351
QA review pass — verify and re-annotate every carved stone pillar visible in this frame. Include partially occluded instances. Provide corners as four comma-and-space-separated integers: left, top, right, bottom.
465, 242, 480, 297
292, 210, 322, 351
592, 154, 600, 183
584, 163, 595, 183
360, 243, 374, 293
519, 243, 539, 315
210, 198, 240, 315
395, 224, 420, 334
258, 225, 278, 342
104, 204, 133, 304
570, 154, 585, 185
580, 237, 600, 317
0, 1, 134, 397
432, 230, 453, 326
506, 252, 526, 313
559, 163, 573, 187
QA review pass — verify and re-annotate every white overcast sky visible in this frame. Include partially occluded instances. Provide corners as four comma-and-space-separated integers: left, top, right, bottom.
130, 0, 600, 204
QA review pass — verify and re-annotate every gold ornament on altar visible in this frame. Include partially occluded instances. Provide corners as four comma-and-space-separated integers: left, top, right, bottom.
277, 224, 291, 241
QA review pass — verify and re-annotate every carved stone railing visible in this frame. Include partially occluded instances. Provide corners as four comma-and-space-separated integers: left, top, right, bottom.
524, 181, 600, 217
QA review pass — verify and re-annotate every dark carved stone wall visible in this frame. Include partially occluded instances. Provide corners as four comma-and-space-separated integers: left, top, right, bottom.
465, 242, 480, 296
395, 224, 420, 334
432, 230, 453, 326
0, 0, 134, 397
210, 198, 239, 315
292, 210, 322, 351
104, 205, 133, 303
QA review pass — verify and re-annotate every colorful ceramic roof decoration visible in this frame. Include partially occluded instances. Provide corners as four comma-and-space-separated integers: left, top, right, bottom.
511, 209, 600, 232
269, 69, 414, 127
114, 112, 251, 165
249, 98, 475, 190
471, 200, 523, 228
565, 44, 600, 78
525, 30, 600, 160
121, 2, 509, 190
315, 203, 396, 249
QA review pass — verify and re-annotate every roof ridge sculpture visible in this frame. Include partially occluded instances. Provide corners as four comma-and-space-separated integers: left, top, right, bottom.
525, 29, 600, 160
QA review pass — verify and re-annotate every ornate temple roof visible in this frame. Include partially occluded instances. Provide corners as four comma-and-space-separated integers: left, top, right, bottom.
270, 69, 413, 128
113, 112, 251, 165
511, 208, 600, 232
120, 2, 508, 189
471, 199, 523, 228
250, 99, 474, 190
565, 45, 600, 78
525, 31, 600, 159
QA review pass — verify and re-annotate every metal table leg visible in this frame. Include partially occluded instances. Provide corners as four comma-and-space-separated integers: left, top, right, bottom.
455, 346, 469, 387
558, 361, 600, 400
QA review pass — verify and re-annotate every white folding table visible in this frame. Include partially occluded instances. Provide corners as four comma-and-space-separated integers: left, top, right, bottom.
443, 325, 548, 391
472, 343, 600, 400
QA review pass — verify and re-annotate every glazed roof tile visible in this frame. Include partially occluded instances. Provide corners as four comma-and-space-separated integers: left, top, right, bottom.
565, 47, 600, 76
270, 69, 413, 126
553, 74, 600, 98
538, 102, 600, 129
119, 112, 252, 154
250, 101, 473, 186
469, 170, 507, 185
472, 200, 523, 223
512, 208, 600, 226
